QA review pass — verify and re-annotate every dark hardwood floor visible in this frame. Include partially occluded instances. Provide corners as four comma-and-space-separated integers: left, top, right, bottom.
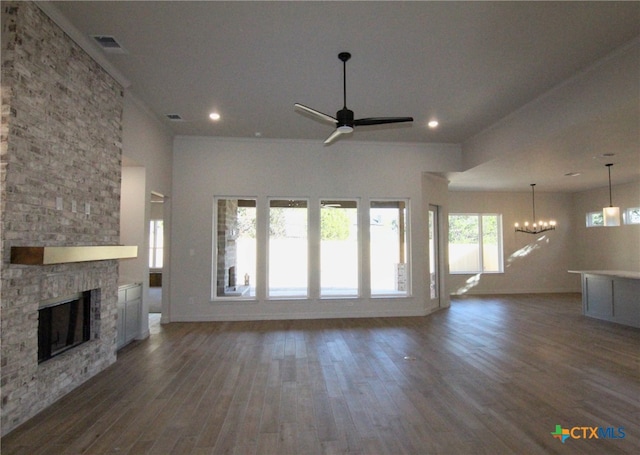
2, 294, 639, 454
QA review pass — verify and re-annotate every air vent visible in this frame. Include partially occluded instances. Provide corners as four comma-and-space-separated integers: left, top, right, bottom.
166, 114, 184, 121
91, 35, 127, 54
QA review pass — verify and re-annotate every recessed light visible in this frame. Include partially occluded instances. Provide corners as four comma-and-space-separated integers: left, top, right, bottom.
428, 120, 439, 128
209, 112, 221, 121
564, 172, 581, 177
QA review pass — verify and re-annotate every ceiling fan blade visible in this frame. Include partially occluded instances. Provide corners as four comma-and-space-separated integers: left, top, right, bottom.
294, 103, 337, 125
324, 127, 351, 145
353, 117, 414, 126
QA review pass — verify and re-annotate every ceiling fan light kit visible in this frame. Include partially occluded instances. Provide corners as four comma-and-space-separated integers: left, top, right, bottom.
295, 52, 413, 145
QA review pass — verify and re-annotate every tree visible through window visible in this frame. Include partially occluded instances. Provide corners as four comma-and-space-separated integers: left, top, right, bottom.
624, 207, 640, 225
321, 200, 358, 297
211, 196, 413, 300
586, 211, 604, 227
449, 214, 503, 273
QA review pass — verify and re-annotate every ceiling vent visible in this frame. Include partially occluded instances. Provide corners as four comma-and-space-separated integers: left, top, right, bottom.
91, 35, 127, 54
166, 114, 184, 121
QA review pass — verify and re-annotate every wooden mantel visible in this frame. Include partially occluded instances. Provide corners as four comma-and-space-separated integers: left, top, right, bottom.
10, 246, 138, 265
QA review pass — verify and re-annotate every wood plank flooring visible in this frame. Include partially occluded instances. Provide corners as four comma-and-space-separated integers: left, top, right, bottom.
2, 294, 639, 454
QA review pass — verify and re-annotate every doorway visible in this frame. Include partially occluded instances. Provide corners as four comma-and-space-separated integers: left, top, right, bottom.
148, 192, 164, 316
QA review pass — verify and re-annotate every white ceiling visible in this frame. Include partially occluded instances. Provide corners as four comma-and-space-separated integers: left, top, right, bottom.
46, 1, 639, 192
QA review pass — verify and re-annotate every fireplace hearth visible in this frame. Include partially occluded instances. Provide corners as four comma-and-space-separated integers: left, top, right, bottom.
38, 291, 92, 363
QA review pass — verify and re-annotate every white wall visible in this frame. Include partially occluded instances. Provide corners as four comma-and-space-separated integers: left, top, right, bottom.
571, 181, 640, 271
447, 182, 640, 295
169, 136, 461, 321
448, 190, 577, 294
119, 166, 146, 285
120, 92, 173, 332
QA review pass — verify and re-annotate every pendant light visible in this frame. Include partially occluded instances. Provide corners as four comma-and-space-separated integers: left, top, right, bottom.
603, 163, 620, 226
514, 184, 556, 234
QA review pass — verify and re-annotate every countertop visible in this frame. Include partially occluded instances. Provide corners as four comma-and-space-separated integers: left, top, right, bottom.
568, 270, 640, 280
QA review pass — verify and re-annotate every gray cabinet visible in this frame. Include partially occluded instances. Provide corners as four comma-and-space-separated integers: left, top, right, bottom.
572, 271, 640, 329
117, 283, 142, 349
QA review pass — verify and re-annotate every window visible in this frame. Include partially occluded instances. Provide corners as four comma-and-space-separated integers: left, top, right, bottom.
269, 199, 308, 298
214, 198, 257, 298
212, 196, 414, 301
449, 214, 503, 274
321, 200, 359, 297
370, 200, 409, 296
149, 220, 163, 269
586, 211, 604, 227
623, 207, 640, 225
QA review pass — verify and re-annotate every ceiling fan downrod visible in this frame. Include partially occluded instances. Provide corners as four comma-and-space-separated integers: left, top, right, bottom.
339, 52, 351, 109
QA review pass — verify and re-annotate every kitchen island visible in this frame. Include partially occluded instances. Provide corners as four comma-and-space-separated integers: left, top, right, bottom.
569, 270, 640, 328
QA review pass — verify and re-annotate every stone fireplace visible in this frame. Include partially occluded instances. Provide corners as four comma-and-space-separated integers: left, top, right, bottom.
1, 2, 124, 435
38, 291, 93, 363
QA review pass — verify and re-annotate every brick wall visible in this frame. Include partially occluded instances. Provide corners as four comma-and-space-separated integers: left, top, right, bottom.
216, 198, 239, 295
1, 2, 124, 435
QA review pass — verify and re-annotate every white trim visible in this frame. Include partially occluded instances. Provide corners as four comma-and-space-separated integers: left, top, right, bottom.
167, 307, 431, 322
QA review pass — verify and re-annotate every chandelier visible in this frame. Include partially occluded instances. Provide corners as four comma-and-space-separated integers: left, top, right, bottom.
514, 184, 556, 234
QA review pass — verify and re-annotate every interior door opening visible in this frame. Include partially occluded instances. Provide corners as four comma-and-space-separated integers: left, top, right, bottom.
149, 192, 164, 315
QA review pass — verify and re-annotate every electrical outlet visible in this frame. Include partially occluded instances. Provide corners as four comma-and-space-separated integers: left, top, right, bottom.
56, 197, 63, 210
71, 200, 77, 213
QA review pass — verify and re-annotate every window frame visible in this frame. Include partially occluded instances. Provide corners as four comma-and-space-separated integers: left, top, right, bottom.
149, 219, 164, 270
623, 207, 640, 225
448, 213, 504, 274
210, 195, 417, 302
586, 211, 605, 228
320, 198, 360, 298
369, 198, 412, 297
212, 196, 258, 301
267, 197, 310, 300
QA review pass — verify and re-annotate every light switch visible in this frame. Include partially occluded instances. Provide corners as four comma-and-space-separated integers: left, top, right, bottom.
56, 197, 63, 210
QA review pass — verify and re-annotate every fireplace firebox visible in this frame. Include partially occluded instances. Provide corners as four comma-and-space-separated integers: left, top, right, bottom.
38, 291, 91, 363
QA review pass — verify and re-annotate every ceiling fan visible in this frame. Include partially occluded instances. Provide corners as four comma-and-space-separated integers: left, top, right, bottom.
295, 52, 413, 145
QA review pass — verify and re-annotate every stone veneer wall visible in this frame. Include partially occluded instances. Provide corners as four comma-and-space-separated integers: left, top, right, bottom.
216, 199, 238, 295
1, 2, 123, 435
